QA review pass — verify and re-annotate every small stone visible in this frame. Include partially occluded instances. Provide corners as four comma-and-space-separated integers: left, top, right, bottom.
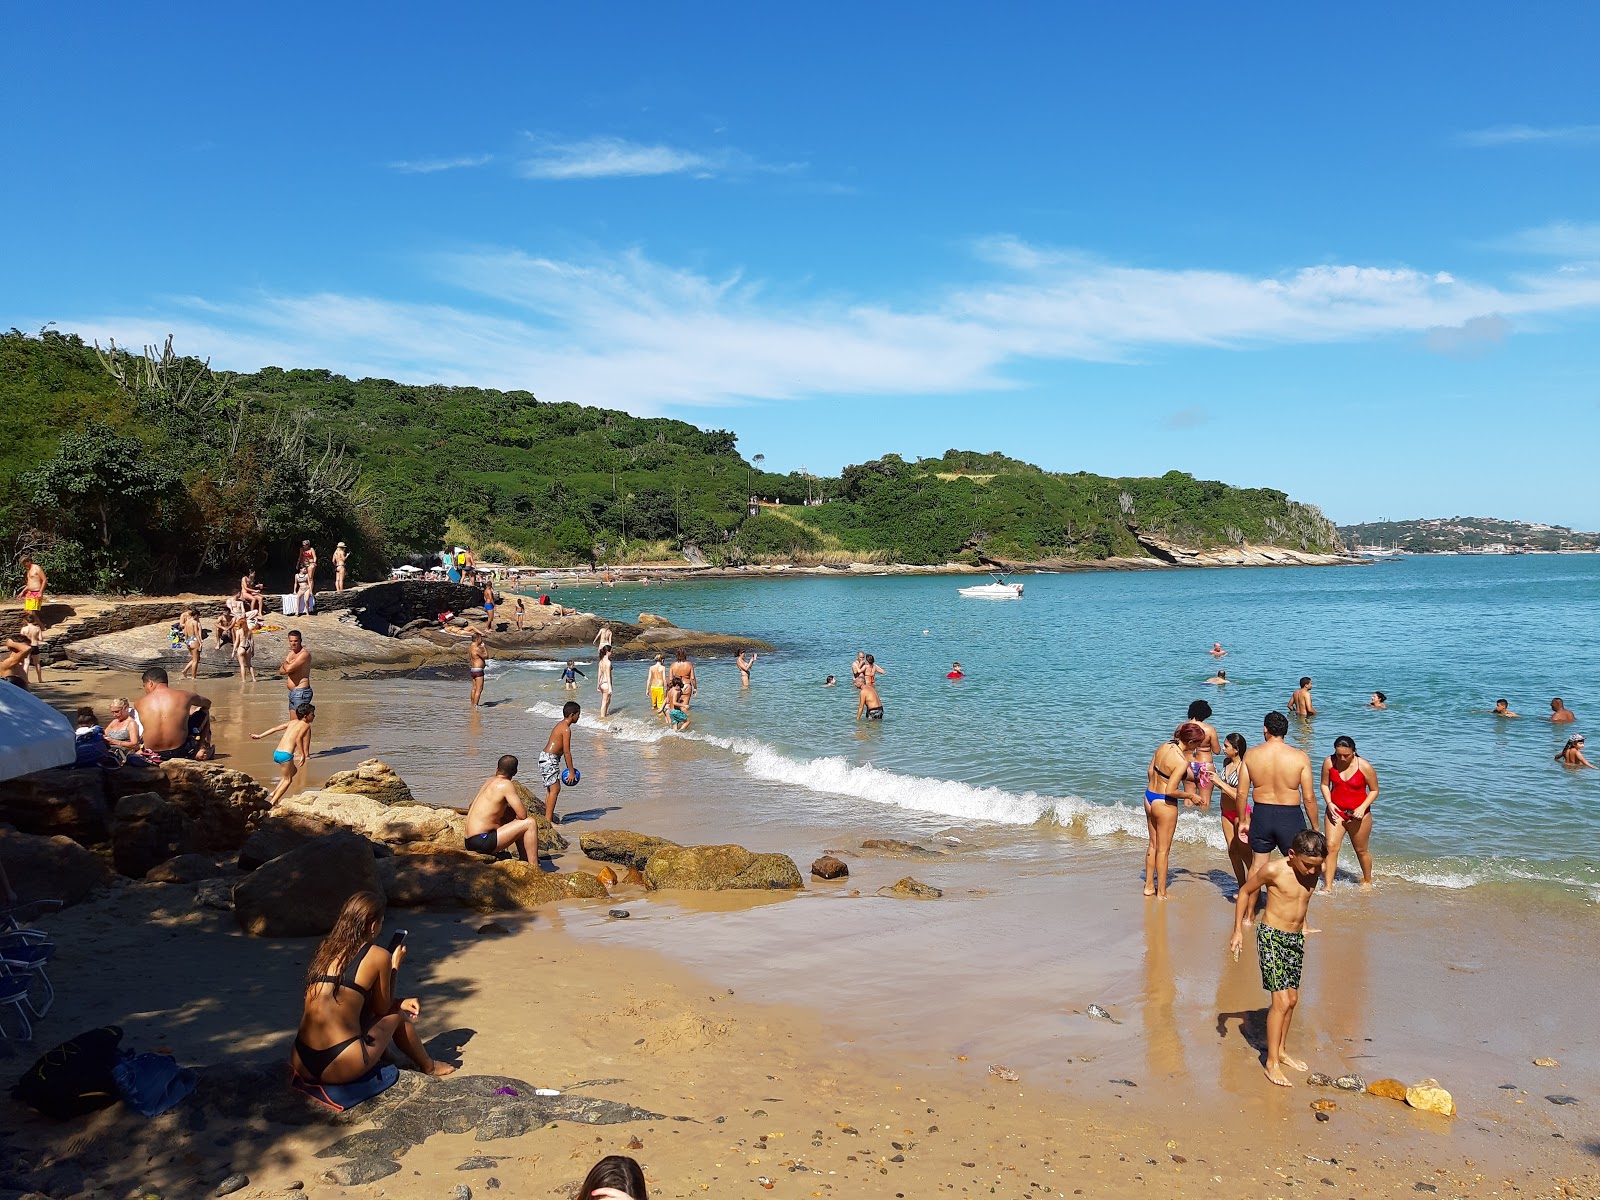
214, 1174, 248, 1196
1404, 1080, 1455, 1117
477, 922, 512, 937
1315, 1111, 1330, 1122
988, 1065, 1020, 1082
1366, 1078, 1409, 1101
752, 1109, 768, 1118
1546, 1095, 1579, 1105
486, 1180, 501, 1190
1310, 1099, 1337, 1113
1333, 1073, 1365, 1091
1497, 1083, 1518, 1090
878, 876, 942, 899
609, 909, 631, 919
597, 866, 619, 887
1085, 1004, 1119, 1024
456, 1158, 500, 1171
811, 855, 849, 880
1308, 1072, 1334, 1087
1413, 1185, 1437, 1194
890, 1154, 905, 1163
627, 1137, 644, 1150
1533, 1057, 1560, 1068
1108, 1079, 1137, 1088
453, 1186, 473, 1200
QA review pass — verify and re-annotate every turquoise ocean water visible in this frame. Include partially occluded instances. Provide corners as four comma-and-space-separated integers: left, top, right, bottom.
516, 554, 1600, 899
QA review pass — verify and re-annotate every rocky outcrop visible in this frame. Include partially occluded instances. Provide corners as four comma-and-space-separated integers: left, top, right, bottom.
321, 760, 416, 807
579, 830, 680, 871
237, 811, 346, 870
378, 854, 608, 912
642, 844, 804, 891
636, 613, 677, 629
277, 779, 566, 856
233, 831, 382, 937
879, 876, 942, 899
111, 793, 190, 879
1124, 526, 1354, 569
0, 767, 112, 844
106, 760, 270, 852
0, 826, 112, 905
860, 838, 942, 858
811, 855, 849, 880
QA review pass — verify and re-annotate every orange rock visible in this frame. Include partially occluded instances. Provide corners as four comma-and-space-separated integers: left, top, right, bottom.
1367, 1078, 1409, 1101
597, 865, 618, 888
1405, 1079, 1456, 1117
1310, 1099, 1337, 1112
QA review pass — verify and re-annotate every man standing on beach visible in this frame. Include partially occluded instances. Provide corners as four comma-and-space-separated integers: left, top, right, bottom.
1229, 828, 1328, 1087
1289, 677, 1316, 717
16, 557, 47, 628
1549, 698, 1577, 725
1236, 712, 1318, 881
280, 631, 313, 756
538, 701, 581, 823
468, 630, 488, 707
134, 667, 213, 761
332, 542, 348, 592
463, 755, 544, 861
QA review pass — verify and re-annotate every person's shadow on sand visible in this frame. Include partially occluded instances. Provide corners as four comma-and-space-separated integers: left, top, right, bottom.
423, 1028, 475, 1071
314, 744, 368, 758
1217, 1008, 1269, 1060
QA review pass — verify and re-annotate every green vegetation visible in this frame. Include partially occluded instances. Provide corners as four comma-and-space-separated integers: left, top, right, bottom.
1340, 517, 1599, 554
1, 329, 1342, 592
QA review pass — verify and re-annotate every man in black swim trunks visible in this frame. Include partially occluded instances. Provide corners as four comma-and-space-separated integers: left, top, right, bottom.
133, 667, 213, 761
462, 755, 543, 861
1236, 712, 1318, 906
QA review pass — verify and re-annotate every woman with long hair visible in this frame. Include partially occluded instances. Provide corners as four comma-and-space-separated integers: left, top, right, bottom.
580, 1155, 649, 1200
1320, 735, 1379, 891
1142, 721, 1207, 898
1212, 732, 1252, 890
1555, 735, 1595, 769
290, 891, 455, 1084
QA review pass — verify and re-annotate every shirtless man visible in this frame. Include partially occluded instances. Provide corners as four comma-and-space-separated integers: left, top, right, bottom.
468, 631, 488, 707
669, 649, 696, 710
596, 645, 614, 718
2, 637, 32, 688
1489, 698, 1519, 718
17, 613, 44, 685
1288, 677, 1316, 718
538, 701, 581, 823
332, 542, 348, 592
1210, 642, 1227, 658
1205, 669, 1229, 685
178, 609, 202, 680
133, 667, 213, 761
1229, 828, 1328, 1087
462, 755, 543, 860
17, 557, 47, 628
251, 703, 315, 804
1236, 711, 1318, 883
856, 674, 884, 721
1549, 698, 1577, 725
737, 651, 757, 689
280, 630, 313, 754
646, 653, 667, 712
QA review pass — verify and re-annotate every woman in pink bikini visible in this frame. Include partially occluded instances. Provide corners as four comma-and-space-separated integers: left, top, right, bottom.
1319, 734, 1379, 891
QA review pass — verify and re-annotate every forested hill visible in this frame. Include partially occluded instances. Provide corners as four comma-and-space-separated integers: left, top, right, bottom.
1, 329, 1342, 592
1339, 517, 1599, 553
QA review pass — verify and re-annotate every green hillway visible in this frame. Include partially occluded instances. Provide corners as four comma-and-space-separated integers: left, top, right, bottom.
1, 329, 1341, 593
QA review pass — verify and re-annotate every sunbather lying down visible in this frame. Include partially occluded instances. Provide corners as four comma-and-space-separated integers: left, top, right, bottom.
291, 891, 455, 1087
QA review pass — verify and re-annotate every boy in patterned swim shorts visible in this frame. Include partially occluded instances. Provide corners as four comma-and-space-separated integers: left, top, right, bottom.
1229, 828, 1328, 1087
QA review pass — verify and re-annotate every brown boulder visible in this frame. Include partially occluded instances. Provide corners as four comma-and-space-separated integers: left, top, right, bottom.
511, 782, 569, 855
579, 830, 680, 871
811, 856, 849, 880
0, 826, 112, 906
321, 759, 416, 807
637, 613, 677, 629
147, 853, 228, 884
377, 853, 607, 911
643, 844, 804, 891
111, 792, 192, 878
879, 876, 942, 899
238, 811, 345, 870
1366, 1078, 1409, 1101
233, 831, 382, 937
0, 767, 112, 844
106, 760, 270, 851
861, 838, 943, 858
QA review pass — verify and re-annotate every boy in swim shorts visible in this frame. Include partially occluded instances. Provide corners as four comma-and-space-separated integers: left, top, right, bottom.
665, 680, 691, 730
1229, 828, 1328, 1088
252, 703, 316, 805
539, 700, 581, 823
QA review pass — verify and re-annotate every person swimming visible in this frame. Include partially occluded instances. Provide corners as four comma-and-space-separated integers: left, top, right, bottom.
1555, 735, 1595, 769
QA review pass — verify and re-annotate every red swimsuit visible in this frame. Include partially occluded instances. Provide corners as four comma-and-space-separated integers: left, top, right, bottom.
1328, 762, 1370, 821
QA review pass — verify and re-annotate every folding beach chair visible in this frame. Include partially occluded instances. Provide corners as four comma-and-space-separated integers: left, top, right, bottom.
1, 899, 63, 943
0, 972, 36, 1039
0, 933, 56, 1025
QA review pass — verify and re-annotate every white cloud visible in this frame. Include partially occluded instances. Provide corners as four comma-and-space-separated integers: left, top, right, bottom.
61, 242, 1600, 414
387, 154, 493, 174
516, 135, 800, 181
1456, 123, 1600, 147
1497, 221, 1600, 258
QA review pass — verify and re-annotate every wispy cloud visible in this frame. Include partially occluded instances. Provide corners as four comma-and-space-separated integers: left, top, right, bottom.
63, 241, 1600, 414
1456, 123, 1600, 147
1496, 221, 1600, 258
516, 135, 800, 181
388, 154, 493, 174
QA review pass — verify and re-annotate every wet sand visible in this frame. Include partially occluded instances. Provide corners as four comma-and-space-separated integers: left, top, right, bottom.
12, 664, 1597, 1197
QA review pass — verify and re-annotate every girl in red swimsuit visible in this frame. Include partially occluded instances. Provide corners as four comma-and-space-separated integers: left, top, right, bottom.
1320, 735, 1379, 890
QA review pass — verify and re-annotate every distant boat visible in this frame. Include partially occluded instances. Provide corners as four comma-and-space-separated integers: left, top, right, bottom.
1357, 544, 1404, 559
959, 574, 1024, 599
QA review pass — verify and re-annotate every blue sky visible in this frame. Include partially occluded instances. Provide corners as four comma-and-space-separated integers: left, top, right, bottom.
4, 3, 1598, 527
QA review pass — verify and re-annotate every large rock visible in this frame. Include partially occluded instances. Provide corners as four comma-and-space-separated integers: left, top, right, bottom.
0, 826, 112, 906
111, 792, 192, 878
106, 760, 270, 851
233, 831, 382, 937
636, 613, 677, 629
147, 853, 229, 884
0, 767, 112, 844
238, 810, 346, 870
643, 844, 804, 891
811, 855, 849, 880
1405, 1080, 1456, 1117
277, 790, 459, 846
378, 854, 607, 912
579, 830, 680, 871
322, 759, 417, 807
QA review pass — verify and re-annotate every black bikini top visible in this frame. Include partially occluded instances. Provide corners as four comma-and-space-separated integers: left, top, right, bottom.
309, 942, 374, 1000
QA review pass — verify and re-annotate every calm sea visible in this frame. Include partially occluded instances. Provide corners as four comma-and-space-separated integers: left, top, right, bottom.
515, 554, 1600, 899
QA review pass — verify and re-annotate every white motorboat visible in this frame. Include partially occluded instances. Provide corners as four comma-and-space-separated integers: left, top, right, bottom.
958, 575, 1024, 599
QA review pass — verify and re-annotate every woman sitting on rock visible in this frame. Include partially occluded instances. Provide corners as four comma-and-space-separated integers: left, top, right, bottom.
291, 891, 455, 1087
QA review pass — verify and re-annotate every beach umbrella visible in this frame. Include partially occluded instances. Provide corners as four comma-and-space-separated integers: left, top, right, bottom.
0, 685, 74, 782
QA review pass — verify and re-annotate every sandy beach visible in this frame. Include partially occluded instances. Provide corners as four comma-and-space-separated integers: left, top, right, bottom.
3, 664, 1595, 1199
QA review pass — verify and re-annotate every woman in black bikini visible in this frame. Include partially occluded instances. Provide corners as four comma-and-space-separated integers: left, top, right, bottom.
290, 892, 455, 1084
